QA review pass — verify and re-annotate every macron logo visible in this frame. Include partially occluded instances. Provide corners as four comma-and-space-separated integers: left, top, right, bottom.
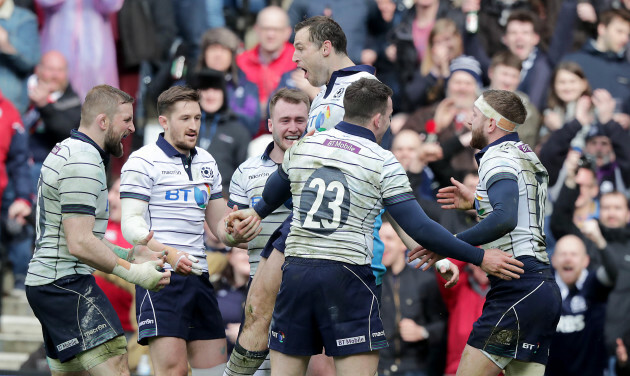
138, 319, 155, 327
372, 330, 385, 337
324, 139, 361, 154
336, 335, 365, 347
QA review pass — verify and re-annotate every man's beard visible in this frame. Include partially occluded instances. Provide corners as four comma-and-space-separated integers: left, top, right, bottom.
470, 127, 487, 150
104, 127, 124, 158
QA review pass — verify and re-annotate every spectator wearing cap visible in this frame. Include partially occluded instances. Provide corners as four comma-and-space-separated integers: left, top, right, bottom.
540, 88, 630, 200
197, 28, 261, 136
236, 6, 296, 129
402, 55, 481, 188
190, 68, 249, 193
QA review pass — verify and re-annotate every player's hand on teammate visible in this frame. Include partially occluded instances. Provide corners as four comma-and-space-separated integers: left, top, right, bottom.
165, 247, 203, 276
408, 244, 442, 269
437, 177, 475, 210
436, 258, 459, 288
224, 207, 262, 243
112, 257, 171, 292
480, 249, 524, 280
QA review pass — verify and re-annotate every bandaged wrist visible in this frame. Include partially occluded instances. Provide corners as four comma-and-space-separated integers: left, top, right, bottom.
112, 258, 163, 290
113, 246, 132, 261
435, 258, 452, 271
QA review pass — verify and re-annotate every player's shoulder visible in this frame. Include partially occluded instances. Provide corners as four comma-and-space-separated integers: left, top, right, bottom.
128, 143, 160, 160
63, 138, 103, 164
194, 146, 218, 164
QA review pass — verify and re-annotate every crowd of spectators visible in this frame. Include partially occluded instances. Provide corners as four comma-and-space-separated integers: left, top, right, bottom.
2, 0, 630, 375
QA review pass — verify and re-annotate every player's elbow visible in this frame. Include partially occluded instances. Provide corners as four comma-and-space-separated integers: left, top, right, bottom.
497, 215, 518, 236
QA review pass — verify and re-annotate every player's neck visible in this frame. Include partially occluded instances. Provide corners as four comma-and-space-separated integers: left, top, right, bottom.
326, 55, 356, 83
78, 125, 106, 151
269, 143, 285, 164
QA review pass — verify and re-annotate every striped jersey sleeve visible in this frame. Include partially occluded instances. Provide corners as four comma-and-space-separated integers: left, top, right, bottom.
380, 152, 414, 206
227, 167, 249, 209
59, 151, 105, 217
120, 154, 155, 202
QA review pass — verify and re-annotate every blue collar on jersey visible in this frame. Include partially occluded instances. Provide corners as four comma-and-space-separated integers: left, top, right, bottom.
261, 141, 274, 161
70, 129, 109, 167
324, 65, 376, 98
474, 132, 520, 165
156, 132, 198, 159
336, 121, 376, 142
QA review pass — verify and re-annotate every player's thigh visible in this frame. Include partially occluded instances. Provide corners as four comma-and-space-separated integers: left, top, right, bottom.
333, 351, 379, 376
244, 249, 285, 321
456, 344, 503, 376
148, 336, 189, 375
306, 353, 335, 376
188, 338, 228, 368
270, 349, 309, 376
504, 360, 545, 376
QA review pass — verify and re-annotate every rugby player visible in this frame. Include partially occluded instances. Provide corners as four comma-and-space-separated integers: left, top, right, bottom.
228, 79, 523, 376
119, 86, 259, 376
25, 85, 170, 375
411, 89, 562, 376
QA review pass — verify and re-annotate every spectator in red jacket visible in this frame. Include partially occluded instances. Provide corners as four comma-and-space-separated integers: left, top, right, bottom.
236, 6, 296, 123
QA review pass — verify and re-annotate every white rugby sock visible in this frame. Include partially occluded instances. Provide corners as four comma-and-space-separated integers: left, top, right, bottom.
192, 363, 226, 376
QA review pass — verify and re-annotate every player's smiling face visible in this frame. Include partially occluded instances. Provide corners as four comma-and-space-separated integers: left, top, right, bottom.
269, 99, 308, 151
293, 28, 327, 87
104, 102, 134, 158
161, 100, 202, 155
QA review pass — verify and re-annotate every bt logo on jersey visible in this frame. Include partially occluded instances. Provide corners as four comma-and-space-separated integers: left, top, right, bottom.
165, 183, 211, 208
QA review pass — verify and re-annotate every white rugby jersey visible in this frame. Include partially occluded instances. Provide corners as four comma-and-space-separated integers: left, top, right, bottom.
26, 130, 109, 286
307, 65, 376, 133
120, 134, 222, 271
282, 122, 414, 265
228, 142, 291, 276
474, 133, 549, 263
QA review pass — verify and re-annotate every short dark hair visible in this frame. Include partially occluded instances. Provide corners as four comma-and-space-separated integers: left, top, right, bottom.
81, 85, 134, 127
343, 78, 393, 124
506, 10, 540, 35
599, 8, 630, 27
490, 50, 522, 71
294, 16, 347, 56
269, 88, 311, 117
482, 89, 527, 125
157, 86, 200, 117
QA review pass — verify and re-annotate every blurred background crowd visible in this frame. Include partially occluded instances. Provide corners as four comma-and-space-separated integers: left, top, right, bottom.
1, 0, 630, 375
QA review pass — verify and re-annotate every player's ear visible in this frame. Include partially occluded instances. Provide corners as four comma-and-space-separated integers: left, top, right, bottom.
268, 118, 273, 133
322, 40, 332, 57
96, 114, 108, 131
158, 115, 168, 131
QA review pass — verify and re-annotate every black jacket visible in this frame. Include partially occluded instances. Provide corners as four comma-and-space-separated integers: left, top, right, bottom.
379, 265, 447, 376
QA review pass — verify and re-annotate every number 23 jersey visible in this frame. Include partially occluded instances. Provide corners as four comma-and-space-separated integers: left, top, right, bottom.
282, 123, 413, 265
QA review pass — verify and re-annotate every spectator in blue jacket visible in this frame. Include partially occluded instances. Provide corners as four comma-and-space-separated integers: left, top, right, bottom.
0, 0, 40, 113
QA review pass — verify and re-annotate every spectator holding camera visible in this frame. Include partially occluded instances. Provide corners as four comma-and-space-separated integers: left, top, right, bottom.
540, 88, 630, 199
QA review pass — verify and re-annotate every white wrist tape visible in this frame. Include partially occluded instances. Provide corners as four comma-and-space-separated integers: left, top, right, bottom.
435, 258, 452, 272
474, 95, 521, 132
112, 260, 164, 291
121, 198, 151, 245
